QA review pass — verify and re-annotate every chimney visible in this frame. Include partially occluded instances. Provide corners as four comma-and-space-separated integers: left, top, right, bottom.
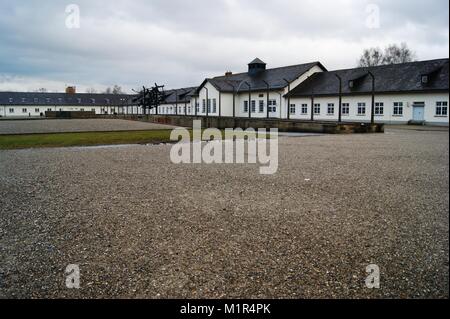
225, 71, 233, 77
66, 86, 76, 94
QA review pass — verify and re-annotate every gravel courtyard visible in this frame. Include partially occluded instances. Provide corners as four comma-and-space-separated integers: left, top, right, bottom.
0, 119, 177, 134
0, 128, 448, 299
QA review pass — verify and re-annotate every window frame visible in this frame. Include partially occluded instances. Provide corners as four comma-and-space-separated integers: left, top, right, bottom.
289, 104, 296, 115
313, 103, 321, 115
357, 102, 366, 115
436, 101, 448, 116
327, 103, 334, 115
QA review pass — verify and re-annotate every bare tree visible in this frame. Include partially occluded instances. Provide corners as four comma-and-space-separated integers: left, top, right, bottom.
103, 87, 112, 94
358, 43, 417, 67
382, 43, 416, 65
358, 47, 384, 67
86, 87, 97, 94
112, 85, 123, 94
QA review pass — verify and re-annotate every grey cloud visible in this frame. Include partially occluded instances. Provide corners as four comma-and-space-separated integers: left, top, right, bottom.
0, 0, 448, 92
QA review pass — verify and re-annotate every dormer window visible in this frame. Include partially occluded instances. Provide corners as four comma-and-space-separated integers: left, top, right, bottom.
105, 98, 110, 104
77, 98, 82, 104
46, 98, 51, 103
91, 98, 96, 104
58, 98, 63, 103
9, 98, 13, 103
421, 75, 428, 84
22, 98, 26, 103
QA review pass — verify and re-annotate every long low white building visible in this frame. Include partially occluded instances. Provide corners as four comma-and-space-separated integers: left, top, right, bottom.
1, 58, 448, 125
0, 90, 137, 117
190, 58, 449, 125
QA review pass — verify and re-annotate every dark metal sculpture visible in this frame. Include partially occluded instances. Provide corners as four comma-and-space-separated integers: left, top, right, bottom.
133, 83, 165, 115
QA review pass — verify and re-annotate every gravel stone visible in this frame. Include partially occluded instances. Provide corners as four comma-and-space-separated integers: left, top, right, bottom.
0, 127, 448, 298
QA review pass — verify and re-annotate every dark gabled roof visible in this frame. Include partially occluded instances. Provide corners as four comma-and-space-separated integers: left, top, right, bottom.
197, 61, 326, 94
0, 91, 136, 106
161, 86, 198, 104
249, 58, 266, 65
286, 58, 449, 97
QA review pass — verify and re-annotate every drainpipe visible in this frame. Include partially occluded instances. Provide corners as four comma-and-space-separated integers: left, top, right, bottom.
226, 81, 237, 118
195, 96, 198, 116
175, 89, 178, 116
310, 90, 315, 121
368, 71, 375, 125
283, 78, 291, 120
204, 87, 209, 117
219, 91, 222, 117
335, 74, 342, 123
243, 82, 251, 118
262, 80, 270, 119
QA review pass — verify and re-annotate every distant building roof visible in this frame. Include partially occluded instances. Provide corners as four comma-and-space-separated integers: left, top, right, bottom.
0, 92, 136, 106
286, 58, 449, 97
197, 61, 326, 94
161, 87, 198, 104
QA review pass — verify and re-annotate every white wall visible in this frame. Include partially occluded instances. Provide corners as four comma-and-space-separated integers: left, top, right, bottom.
289, 92, 449, 124
0, 105, 141, 117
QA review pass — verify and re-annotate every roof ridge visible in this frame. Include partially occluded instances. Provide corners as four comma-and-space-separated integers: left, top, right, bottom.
213, 61, 321, 79
327, 58, 449, 74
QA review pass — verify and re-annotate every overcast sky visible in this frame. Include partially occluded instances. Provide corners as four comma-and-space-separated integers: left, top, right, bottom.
0, 0, 448, 93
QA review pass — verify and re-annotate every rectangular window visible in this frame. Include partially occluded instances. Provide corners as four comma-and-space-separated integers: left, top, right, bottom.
22, 108, 27, 113
301, 104, 308, 115
207, 99, 211, 113
202, 99, 206, 113
342, 103, 350, 115
289, 104, 296, 114
251, 100, 256, 113
259, 100, 264, 113
375, 102, 384, 115
80, 108, 85, 112
196, 102, 200, 113
357, 102, 366, 115
327, 103, 334, 115
436, 101, 448, 116
9, 108, 14, 113
314, 103, 321, 115
243, 100, 249, 113
212, 99, 217, 113
35, 108, 40, 113
393, 102, 403, 116
47, 108, 52, 112
268, 99, 277, 113
91, 108, 95, 112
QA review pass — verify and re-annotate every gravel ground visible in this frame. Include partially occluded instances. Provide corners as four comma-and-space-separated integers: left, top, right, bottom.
0, 128, 448, 299
0, 119, 178, 134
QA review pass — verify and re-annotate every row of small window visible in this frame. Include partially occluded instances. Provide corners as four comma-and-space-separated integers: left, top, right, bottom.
7, 108, 95, 113
286, 101, 448, 116
159, 106, 192, 114
243, 100, 278, 113
8, 97, 113, 104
